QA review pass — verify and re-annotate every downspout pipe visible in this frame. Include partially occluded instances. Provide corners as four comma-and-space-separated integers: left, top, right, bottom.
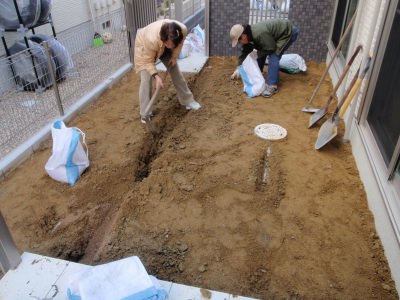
88, 0, 97, 32
343, 0, 382, 142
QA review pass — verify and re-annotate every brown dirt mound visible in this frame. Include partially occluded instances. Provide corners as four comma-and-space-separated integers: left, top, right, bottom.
0, 56, 397, 299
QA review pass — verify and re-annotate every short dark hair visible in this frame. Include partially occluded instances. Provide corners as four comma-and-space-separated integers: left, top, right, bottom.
160, 22, 183, 47
242, 24, 253, 40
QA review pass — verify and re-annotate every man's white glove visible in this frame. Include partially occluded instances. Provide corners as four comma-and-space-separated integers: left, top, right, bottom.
231, 67, 241, 80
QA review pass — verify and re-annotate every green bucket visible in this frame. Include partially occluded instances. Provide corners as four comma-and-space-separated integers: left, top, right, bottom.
93, 33, 104, 48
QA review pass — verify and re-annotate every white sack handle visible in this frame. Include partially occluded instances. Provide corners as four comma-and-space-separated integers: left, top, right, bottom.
74, 127, 89, 160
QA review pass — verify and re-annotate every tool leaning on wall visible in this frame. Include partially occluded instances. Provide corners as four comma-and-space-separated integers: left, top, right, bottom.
301, 9, 358, 113
315, 57, 371, 150
308, 45, 363, 128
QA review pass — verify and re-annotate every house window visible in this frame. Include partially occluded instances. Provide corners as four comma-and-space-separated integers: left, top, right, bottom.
102, 20, 111, 29
366, 4, 400, 171
331, 0, 358, 58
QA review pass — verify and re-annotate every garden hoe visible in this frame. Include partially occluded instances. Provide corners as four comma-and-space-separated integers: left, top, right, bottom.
302, 10, 357, 113
308, 45, 362, 128
315, 57, 371, 150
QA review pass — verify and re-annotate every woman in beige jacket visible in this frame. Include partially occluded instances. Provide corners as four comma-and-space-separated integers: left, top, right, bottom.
134, 19, 201, 123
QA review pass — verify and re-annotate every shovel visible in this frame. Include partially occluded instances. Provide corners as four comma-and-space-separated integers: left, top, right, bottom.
142, 70, 169, 135
308, 45, 362, 128
315, 57, 371, 150
302, 10, 357, 113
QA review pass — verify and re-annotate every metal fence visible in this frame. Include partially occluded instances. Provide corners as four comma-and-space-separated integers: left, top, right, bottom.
249, 0, 290, 24
158, 0, 205, 22
0, 8, 129, 159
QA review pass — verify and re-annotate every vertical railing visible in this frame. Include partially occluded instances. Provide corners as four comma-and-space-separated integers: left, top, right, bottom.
124, 0, 157, 62
0, 211, 21, 274
175, 0, 183, 22
173, 0, 204, 22
249, 0, 290, 24
43, 41, 64, 116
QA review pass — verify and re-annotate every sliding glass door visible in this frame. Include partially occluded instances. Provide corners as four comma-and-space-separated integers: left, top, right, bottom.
366, 2, 400, 178
331, 0, 358, 59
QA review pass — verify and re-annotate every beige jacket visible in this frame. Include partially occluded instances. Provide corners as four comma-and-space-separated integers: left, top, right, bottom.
134, 19, 187, 75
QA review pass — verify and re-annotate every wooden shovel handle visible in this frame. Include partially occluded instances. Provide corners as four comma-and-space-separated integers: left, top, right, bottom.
325, 45, 362, 105
143, 70, 169, 117
339, 78, 363, 118
338, 57, 371, 118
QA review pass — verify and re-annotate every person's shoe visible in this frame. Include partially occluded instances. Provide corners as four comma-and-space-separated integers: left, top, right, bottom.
262, 85, 278, 98
185, 100, 201, 110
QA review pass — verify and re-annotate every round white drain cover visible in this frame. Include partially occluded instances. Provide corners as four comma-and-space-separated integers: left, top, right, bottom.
254, 123, 287, 140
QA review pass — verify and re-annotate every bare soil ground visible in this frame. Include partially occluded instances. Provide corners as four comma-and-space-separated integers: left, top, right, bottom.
0, 57, 398, 299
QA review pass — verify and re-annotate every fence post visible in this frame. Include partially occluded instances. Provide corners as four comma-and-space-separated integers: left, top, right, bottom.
175, 0, 183, 22
42, 41, 64, 116
0, 211, 21, 274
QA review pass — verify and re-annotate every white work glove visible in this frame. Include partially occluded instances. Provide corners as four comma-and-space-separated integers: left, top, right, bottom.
231, 67, 241, 80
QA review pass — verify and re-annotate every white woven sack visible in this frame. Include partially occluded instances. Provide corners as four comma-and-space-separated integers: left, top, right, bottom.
279, 54, 307, 73
240, 52, 265, 98
67, 256, 168, 300
45, 120, 89, 185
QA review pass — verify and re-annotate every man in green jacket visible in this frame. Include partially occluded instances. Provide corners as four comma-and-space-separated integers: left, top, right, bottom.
230, 19, 299, 97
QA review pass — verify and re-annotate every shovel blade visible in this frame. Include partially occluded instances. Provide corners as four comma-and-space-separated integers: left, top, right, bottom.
315, 119, 338, 149
308, 107, 328, 128
302, 106, 319, 113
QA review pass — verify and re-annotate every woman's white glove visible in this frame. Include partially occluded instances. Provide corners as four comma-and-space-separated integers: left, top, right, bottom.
231, 67, 241, 80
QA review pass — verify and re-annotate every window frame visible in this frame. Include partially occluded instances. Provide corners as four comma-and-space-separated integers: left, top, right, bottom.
358, 0, 400, 181
354, 0, 400, 243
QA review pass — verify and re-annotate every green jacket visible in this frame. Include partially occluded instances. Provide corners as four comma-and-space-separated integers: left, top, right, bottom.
238, 19, 293, 65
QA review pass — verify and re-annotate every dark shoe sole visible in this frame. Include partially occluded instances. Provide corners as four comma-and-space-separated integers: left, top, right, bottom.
262, 90, 278, 98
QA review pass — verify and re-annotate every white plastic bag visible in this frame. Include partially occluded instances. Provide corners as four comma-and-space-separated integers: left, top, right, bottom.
192, 24, 205, 46
67, 256, 168, 300
279, 54, 307, 73
186, 24, 205, 54
178, 39, 191, 59
240, 52, 266, 98
45, 120, 89, 185
266, 53, 307, 74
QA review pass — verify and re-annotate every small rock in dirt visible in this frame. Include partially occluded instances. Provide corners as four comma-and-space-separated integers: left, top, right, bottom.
179, 144, 186, 149
382, 283, 391, 291
93, 254, 101, 262
198, 265, 207, 273
178, 263, 184, 272
181, 184, 194, 192
178, 244, 188, 252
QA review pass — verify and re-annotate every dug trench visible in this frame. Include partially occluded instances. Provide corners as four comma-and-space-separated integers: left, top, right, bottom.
0, 57, 398, 299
